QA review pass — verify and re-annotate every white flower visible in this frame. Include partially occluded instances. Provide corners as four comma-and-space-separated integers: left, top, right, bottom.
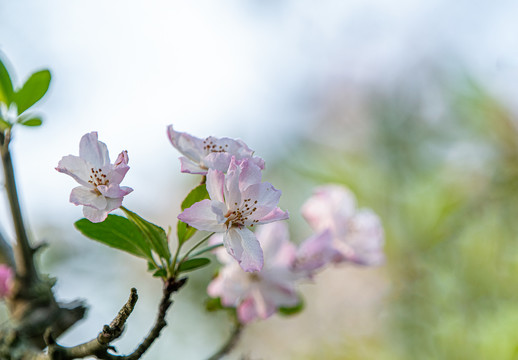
56, 132, 133, 222
178, 157, 288, 272
167, 125, 264, 175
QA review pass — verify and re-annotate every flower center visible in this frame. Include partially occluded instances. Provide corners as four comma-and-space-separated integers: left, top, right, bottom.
88, 167, 109, 192
248, 273, 261, 282
224, 198, 259, 228
202, 138, 229, 154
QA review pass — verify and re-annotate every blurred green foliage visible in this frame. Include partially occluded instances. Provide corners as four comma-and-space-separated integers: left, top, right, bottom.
0, 55, 50, 130
276, 74, 518, 359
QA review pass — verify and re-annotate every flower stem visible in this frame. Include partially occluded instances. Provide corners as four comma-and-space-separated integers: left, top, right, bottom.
177, 232, 214, 267
187, 243, 223, 259
207, 319, 243, 360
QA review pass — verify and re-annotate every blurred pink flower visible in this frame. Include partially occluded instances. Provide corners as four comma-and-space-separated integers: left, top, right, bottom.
301, 185, 385, 266
208, 222, 300, 323
178, 157, 288, 272
56, 132, 133, 223
293, 228, 336, 274
167, 125, 264, 175
0, 264, 13, 298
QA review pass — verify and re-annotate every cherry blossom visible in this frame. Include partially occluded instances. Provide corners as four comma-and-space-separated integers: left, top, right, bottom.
293, 228, 335, 275
56, 132, 133, 223
208, 222, 301, 323
0, 264, 13, 298
178, 157, 288, 272
167, 125, 264, 175
301, 185, 385, 266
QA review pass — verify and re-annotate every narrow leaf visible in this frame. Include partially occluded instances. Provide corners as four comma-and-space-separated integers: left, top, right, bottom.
152, 268, 167, 278
14, 69, 51, 114
205, 297, 224, 312
178, 257, 211, 273
177, 220, 197, 245
176, 184, 210, 244
19, 116, 42, 127
0, 57, 13, 104
0, 119, 10, 131
75, 215, 153, 260
278, 299, 304, 316
181, 184, 210, 210
122, 208, 171, 263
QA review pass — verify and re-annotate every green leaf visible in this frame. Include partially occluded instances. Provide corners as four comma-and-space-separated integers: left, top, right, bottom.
152, 268, 167, 278
177, 220, 197, 245
205, 297, 224, 312
181, 184, 210, 210
13, 69, 51, 114
178, 257, 211, 273
0, 118, 10, 131
278, 299, 304, 316
18, 115, 42, 127
0, 57, 13, 104
177, 184, 210, 244
75, 215, 153, 260
121, 208, 171, 263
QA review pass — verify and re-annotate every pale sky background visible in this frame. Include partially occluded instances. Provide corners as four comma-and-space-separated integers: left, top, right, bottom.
1, 1, 518, 358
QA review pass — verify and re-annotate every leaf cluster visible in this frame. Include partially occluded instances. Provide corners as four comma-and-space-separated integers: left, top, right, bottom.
74, 184, 213, 279
0, 56, 50, 130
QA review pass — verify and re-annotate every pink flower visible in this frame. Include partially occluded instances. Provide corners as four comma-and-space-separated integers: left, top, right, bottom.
0, 264, 13, 298
56, 132, 133, 223
293, 229, 336, 275
301, 185, 385, 266
208, 222, 300, 323
178, 157, 288, 272
167, 125, 264, 175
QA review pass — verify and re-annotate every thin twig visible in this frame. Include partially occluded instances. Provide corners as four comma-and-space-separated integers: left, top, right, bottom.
0, 130, 37, 284
178, 232, 214, 265
0, 227, 15, 268
120, 277, 187, 360
206, 321, 243, 360
47, 278, 187, 360
46, 288, 139, 359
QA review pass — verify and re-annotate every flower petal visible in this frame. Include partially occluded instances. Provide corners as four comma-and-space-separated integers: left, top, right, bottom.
178, 199, 225, 232
203, 152, 233, 173
237, 297, 258, 324
206, 169, 225, 203
294, 229, 336, 273
252, 207, 289, 225
339, 209, 385, 266
237, 158, 263, 192
167, 125, 205, 163
254, 222, 295, 266
225, 227, 263, 272
224, 158, 242, 210
83, 206, 109, 223
301, 185, 357, 232
97, 184, 133, 198
70, 186, 107, 210
56, 155, 93, 188
241, 182, 282, 218
179, 157, 207, 174
79, 132, 110, 168
104, 196, 124, 212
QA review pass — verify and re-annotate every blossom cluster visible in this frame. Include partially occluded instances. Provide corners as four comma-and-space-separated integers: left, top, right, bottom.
168, 126, 385, 323
55, 127, 385, 324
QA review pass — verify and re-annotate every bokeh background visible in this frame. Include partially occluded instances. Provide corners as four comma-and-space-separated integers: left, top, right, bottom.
1, 1, 518, 359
